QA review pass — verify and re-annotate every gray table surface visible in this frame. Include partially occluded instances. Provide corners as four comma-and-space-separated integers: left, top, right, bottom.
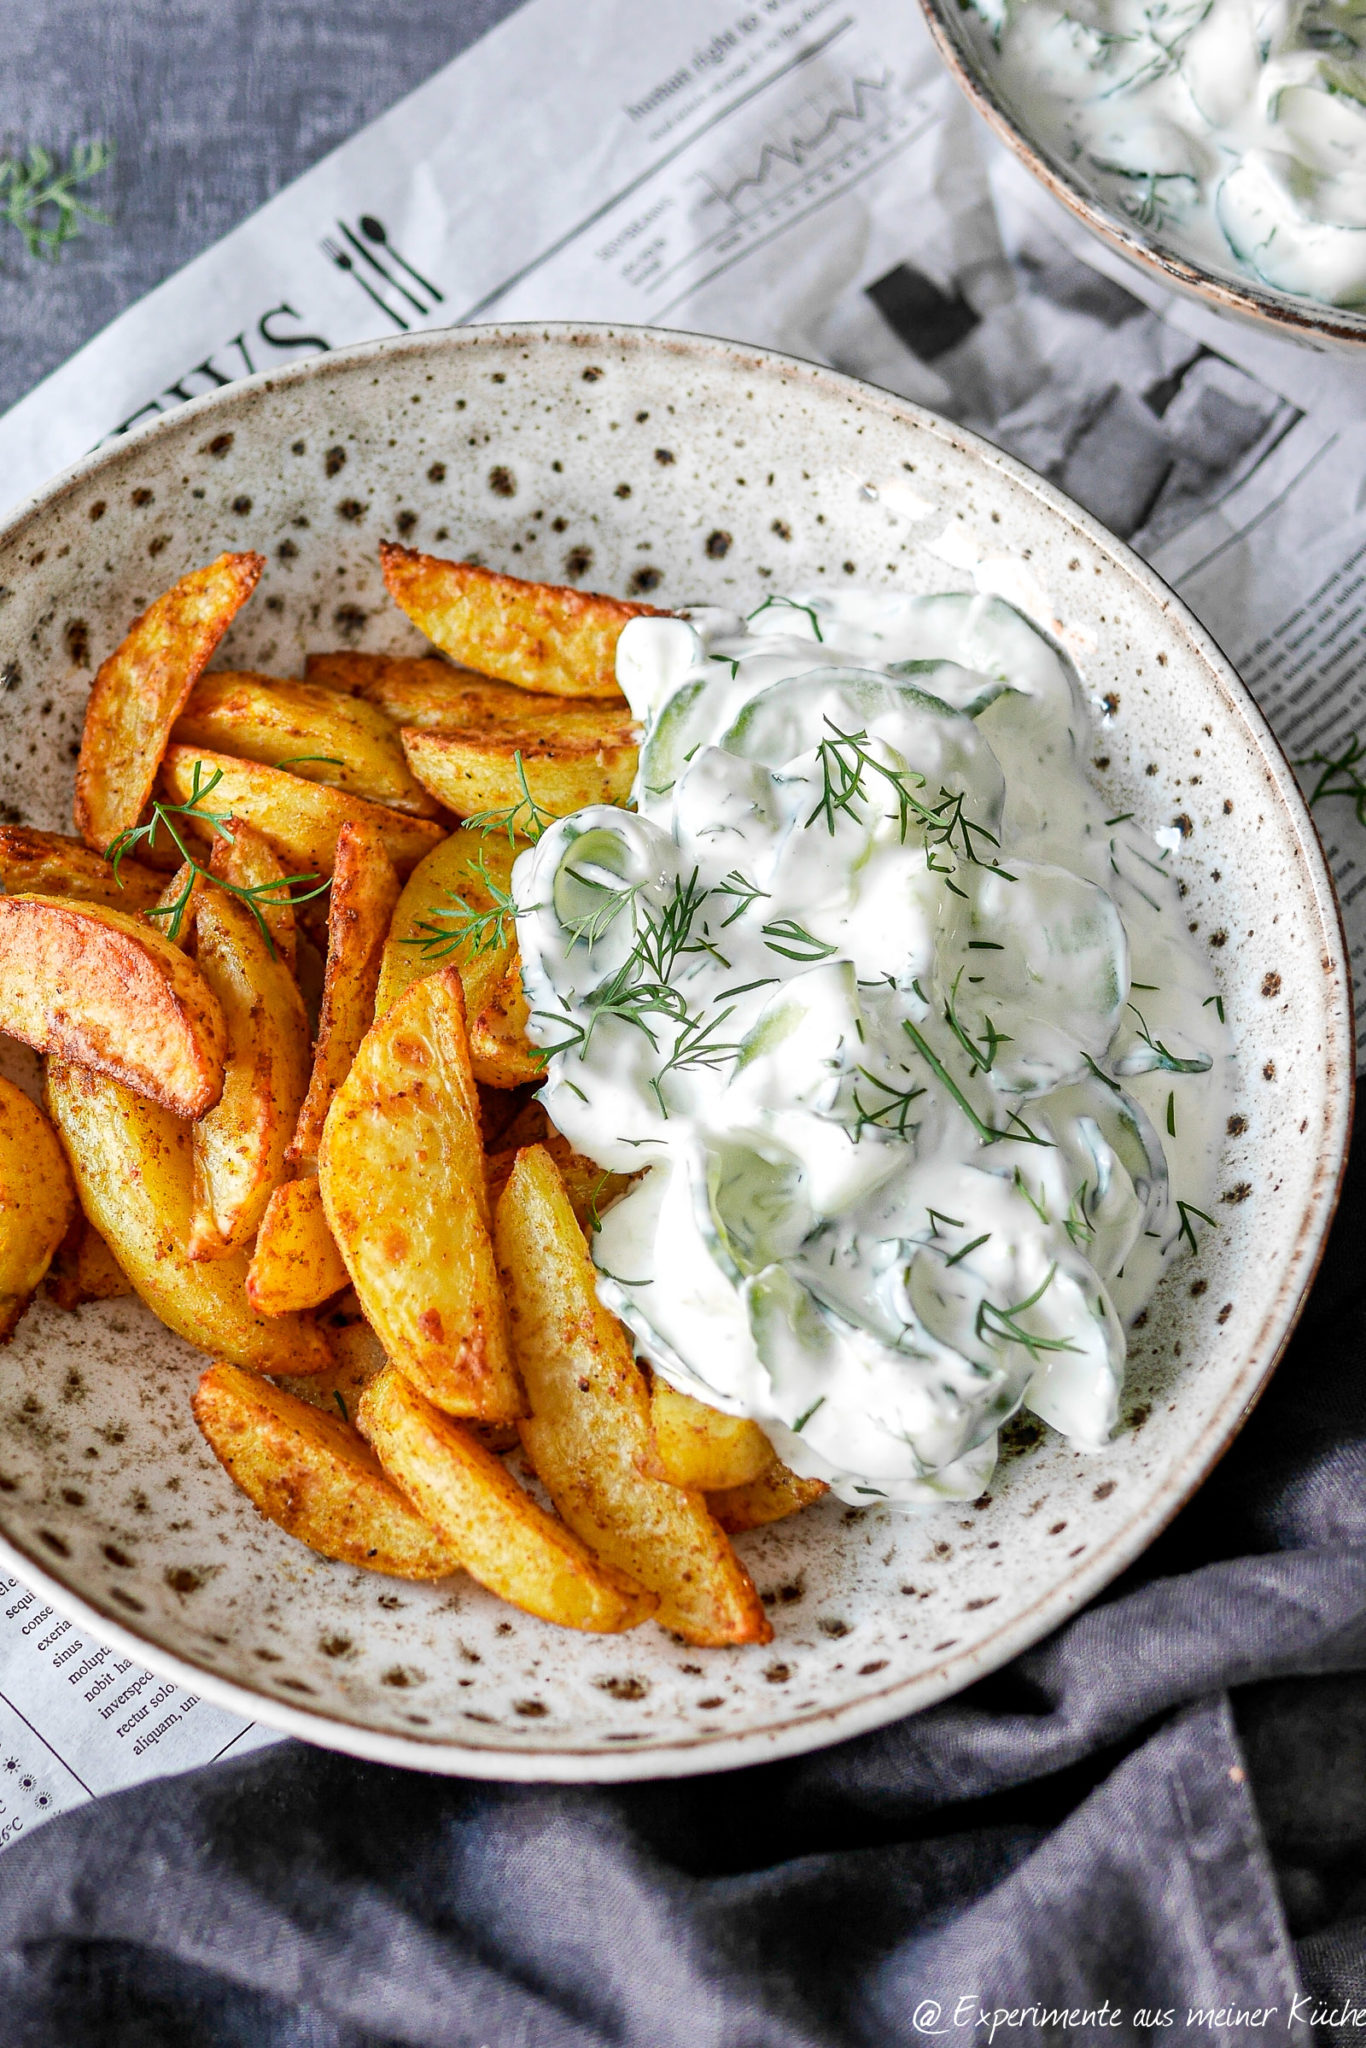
0, 0, 523, 418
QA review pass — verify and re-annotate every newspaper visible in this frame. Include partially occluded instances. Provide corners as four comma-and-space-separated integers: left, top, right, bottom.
2, 0, 1366, 1825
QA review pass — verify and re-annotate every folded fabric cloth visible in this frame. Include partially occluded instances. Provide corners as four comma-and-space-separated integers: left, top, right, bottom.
0, 1144, 1363, 2048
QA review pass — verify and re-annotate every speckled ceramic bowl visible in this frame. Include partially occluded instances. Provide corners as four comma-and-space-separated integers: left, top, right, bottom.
0, 325, 1351, 1779
917, 0, 1366, 353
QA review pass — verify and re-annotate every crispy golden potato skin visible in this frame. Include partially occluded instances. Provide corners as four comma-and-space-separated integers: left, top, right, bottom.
495, 1145, 770, 1648
374, 830, 540, 1088
209, 816, 298, 971
173, 671, 441, 818
380, 542, 659, 700
307, 653, 628, 740
707, 1464, 829, 1534
74, 552, 263, 853
0, 827, 165, 913
289, 819, 399, 1167
401, 725, 636, 823
0, 1079, 76, 1342
357, 1365, 655, 1632
45, 1215, 132, 1312
159, 745, 444, 879
648, 1383, 774, 1493
188, 886, 312, 1258
0, 894, 226, 1118
194, 1362, 460, 1578
318, 964, 521, 1422
247, 1177, 350, 1315
45, 1061, 332, 1375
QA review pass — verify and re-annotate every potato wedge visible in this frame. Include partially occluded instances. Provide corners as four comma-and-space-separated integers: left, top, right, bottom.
649, 1383, 774, 1493
278, 1306, 385, 1415
707, 1462, 829, 1534
0, 827, 165, 913
309, 656, 633, 750
289, 820, 399, 1167
0, 894, 226, 1117
401, 725, 636, 822
467, 964, 540, 1090
159, 746, 444, 878
45, 1061, 331, 1374
46, 1215, 132, 1312
358, 1365, 653, 1631
380, 542, 660, 700
246, 1177, 349, 1315
152, 860, 209, 944
209, 817, 298, 971
194, 1362, 459, 1578
74, 552, 263, 853
494, 1145, 770, 1647
372, 830, 538, 1085
173, 672, 441, 818
188, 886, 311, 1258
318, 964, 520, 1421
485, 1127, 633, 1236
0, 1079, 76, 1341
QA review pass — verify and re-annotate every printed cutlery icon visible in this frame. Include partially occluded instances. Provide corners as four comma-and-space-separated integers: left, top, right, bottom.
320, 215, 444, 331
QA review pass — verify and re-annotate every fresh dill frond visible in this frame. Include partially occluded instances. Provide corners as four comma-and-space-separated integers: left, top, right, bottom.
1295, 729, 1366, 827
760, 918, 838, 962
850, 1068, 926, 1139
1127, 1002, 1212, 1075
462, 752, 558, 846
106, 757, 327, 951
1, 140, 113, 261
714, 869, 769, 926
1175, 1198, 1216, 1256
402, 852, 516, 961
975, 1266, 1080, 1359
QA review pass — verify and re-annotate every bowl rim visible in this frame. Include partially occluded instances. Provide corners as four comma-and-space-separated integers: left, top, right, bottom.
914, 0, 1366, 349
0, 319, 1352, 1781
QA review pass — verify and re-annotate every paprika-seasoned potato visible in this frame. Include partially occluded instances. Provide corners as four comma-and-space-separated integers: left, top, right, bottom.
707, 1461, 829, 1534
45, 1061, 331, 1374
45, 1214, 132, 1312
159, 746, 443, 878
0, 1078, 76, 1341
246, 1176, 350, 1315
0, 827, 164, 913
188, 886, 311, 1258
74, 552, 263, 853
318, 964, 521, 1421
289, 819, 399, 1167
485, 1125, 632, 1235
307, 653, 626, 738
648, 1382, 775, 1494
372, 829, 539, 1087
401, 724, 636, 822
494, 1145, 770, 1647
0, 894, 226, 1118
380, 542, 659, 700
173, 672, 441, 818
358, 1365, 654, 1632
208, 816, 299, 971
194, 1362, 460, 1578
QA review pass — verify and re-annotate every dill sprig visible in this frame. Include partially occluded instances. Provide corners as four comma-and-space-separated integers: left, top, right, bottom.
975, 1266, 1080, 1360
106, 758, 328, 951
944, 966, 1012, 1074
805, 722, 1011, 893
1, 141, 112, 261
760, 917, 837, 962
747, 594, 824, 640
560, 868, 643, 949
850, 1068, 926, 1139
1295, 730, 1366, 828
1175, 1198, 1216, 1256
1127, 1002, 1212, 1075
714, 870, 769, 927
403, 852, 516, 962
902, 1017, 1051, 1148
463, 752, 557, 846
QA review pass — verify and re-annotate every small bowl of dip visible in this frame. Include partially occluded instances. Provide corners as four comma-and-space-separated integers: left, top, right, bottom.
917, 0, 1366, 348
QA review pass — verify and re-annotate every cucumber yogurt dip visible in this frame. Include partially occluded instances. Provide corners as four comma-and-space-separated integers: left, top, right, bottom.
969, 0, 1366, 306
513, 589, 1228, 1507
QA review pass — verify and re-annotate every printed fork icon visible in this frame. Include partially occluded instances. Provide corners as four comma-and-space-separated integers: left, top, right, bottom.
321, 237, 409, 330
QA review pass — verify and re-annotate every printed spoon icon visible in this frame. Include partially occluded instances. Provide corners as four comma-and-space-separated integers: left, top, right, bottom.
359, 217, 444, 303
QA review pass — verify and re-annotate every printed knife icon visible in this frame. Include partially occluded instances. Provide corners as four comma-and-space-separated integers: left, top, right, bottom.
321, 237, 410, 330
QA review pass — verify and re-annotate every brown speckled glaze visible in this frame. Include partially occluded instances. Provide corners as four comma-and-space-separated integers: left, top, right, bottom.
0, 326, 1351, 1780
917, 0, 1366, 352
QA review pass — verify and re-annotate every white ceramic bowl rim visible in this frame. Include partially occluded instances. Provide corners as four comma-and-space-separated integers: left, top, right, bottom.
0, 322, 1352, 1781
916, 0, 1366, 349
